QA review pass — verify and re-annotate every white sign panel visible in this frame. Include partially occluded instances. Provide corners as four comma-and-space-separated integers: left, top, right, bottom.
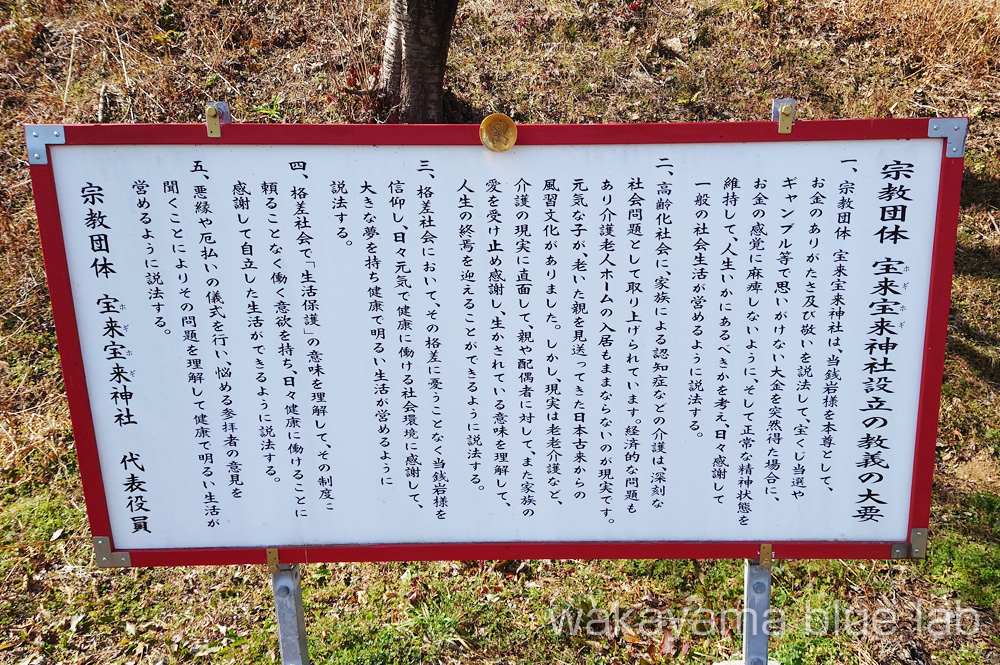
43, 133, 946, 553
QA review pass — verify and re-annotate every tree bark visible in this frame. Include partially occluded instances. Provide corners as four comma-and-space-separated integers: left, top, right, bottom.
377, 0, 459, 123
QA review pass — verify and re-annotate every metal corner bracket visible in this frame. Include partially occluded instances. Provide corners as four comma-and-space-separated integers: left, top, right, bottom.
771, 99, 795, 134
93, 536, 131, 568
928, 118, 968, 158
25, 125, 66, 165
267, 547, 280, 574
909, 527, 928, 559
891, 527, 928, 559
758, 543, 773, 569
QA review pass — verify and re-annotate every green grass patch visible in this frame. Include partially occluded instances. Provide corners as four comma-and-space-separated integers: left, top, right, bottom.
920, 531, 1000, 615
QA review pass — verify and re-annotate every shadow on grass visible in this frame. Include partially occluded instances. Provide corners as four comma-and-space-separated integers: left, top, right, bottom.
927, 480, 1000, 614
946, 327, 1000, 397
960, 166, 1000, 212
952, 163, 1000, 279
953, 242, 1000, 279
443, 89, 488, 124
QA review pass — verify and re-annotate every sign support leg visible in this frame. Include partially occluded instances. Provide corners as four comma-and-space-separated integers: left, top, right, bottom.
272, 563, 310, 665
742, 558, 773, 665
714, 559, 778, 665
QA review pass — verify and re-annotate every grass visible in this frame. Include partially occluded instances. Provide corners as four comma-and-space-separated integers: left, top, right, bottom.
1, 0, 1000, 662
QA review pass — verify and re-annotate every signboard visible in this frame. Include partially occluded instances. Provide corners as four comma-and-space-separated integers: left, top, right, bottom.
26, 119, 965, 566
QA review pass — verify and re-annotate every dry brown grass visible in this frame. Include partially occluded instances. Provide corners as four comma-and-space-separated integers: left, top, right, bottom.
842, 0, 1000, 78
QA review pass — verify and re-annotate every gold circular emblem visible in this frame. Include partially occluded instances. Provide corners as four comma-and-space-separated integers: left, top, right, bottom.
480, 113, 517, 152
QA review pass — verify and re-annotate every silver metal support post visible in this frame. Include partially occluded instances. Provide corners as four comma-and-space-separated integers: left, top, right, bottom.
272, 563, 309, 665
713, 559, 778, 665
742, 559, 772, 665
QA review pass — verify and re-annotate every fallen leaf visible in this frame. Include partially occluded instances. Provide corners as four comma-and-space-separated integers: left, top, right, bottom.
720, 615, 733, 639
621, 624, 642, 644
195, 644, 223, 657
570, 635, 603, 650
660, 631, 676, 656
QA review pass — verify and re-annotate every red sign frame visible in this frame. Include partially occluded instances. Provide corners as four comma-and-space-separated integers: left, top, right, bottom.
28, 119, 964, 567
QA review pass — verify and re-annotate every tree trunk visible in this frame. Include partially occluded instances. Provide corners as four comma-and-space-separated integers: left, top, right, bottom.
378, 0, 459, 123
